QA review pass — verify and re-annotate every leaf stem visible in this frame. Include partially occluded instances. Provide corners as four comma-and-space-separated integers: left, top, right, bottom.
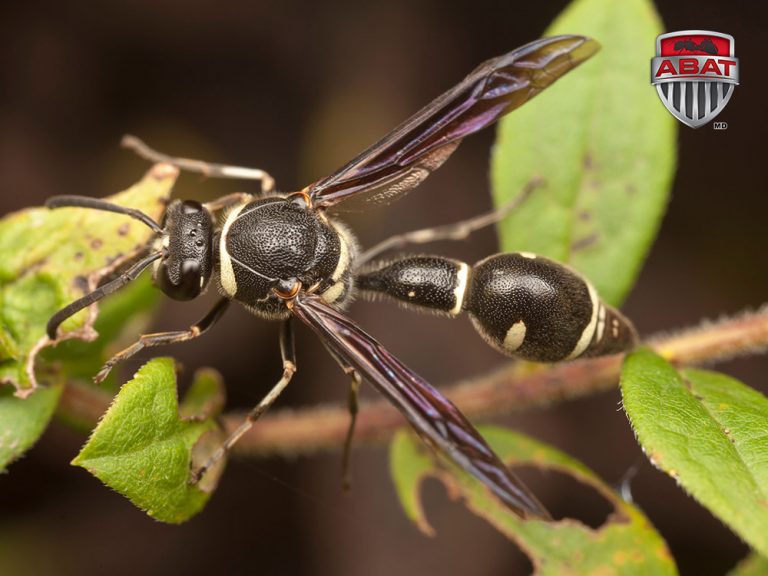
57, 305, 768, 456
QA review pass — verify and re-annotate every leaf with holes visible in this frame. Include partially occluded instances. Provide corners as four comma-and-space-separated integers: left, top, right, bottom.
0, 165, 172, 471
491, 0, 676, 306
72, 358, 226, 523
0, 164, 175, 393
391, 427, 677, 575
43, 274, 160, 390
621, 348, 768, 556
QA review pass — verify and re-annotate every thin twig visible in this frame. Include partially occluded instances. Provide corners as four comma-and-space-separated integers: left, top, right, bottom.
57, 306, 768, 456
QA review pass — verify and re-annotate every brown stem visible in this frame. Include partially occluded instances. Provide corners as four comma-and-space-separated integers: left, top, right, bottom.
58, 306, 768, 456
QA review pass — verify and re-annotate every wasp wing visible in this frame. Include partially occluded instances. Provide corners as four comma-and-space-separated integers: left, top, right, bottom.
292, 293, 549, 519
307, 35, 598, 210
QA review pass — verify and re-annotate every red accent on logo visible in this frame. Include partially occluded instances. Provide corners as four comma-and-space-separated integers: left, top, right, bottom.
660, 34, 731, 56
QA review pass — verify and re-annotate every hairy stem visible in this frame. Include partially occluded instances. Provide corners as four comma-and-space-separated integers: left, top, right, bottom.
58, 306, 768, 456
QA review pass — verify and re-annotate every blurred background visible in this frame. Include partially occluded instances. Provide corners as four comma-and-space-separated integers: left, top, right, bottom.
0, 1, 766, 575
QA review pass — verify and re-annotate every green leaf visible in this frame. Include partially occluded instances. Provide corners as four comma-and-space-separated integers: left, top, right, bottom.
72, 358, 225, 524
0, 164, 176, 393
621, 349, 768, 556
728, 553, 768, 576
491, 0, 676, 306
391, 426, 677, 575
0, 381, 63, 471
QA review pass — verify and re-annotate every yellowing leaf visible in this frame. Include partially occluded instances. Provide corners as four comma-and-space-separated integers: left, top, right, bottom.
0, 164, 175, 393
391, 427, 677, 575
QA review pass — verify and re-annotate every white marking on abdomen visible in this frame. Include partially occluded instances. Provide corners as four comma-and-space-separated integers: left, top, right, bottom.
566, 280, 599, 360
596, 303, 606, 342
519, 252, 537, 259
219, 203, 246, 297
503, 320, 527, 352
450, 262, 469, 316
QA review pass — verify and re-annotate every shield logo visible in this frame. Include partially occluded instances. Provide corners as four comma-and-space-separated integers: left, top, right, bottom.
651, 30, 739, 128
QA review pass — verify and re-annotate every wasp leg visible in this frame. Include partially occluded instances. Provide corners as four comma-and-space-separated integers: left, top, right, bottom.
341, 367, 362, 490
317, 343, 362, 490
122, 135, 276, 194
203, 192, 255, 213
94, 297, 231, 384
191, 320, 296, 485
342, 371, 362, 491
358, 178, 540, 265
331, 350, 363, 491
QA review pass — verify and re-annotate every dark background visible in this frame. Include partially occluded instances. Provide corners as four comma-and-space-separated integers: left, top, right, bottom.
1, 1, 766, 575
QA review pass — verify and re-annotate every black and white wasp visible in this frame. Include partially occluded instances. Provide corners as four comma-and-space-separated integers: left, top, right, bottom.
46, 36, 636, 520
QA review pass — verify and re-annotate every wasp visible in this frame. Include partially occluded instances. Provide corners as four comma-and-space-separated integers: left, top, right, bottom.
45, 36, 636, 520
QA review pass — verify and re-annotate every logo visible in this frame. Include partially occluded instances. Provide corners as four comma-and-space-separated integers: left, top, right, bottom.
651, 30, 739, 128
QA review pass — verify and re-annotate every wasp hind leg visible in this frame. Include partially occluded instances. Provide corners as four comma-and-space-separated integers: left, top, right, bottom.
319, 343, 363, 491
341, 363, 362, 492
358, 178, 540, 265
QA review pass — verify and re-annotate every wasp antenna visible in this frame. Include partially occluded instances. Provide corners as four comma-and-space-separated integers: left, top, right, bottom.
46, 195, 163, 234
46, 251, 163, 340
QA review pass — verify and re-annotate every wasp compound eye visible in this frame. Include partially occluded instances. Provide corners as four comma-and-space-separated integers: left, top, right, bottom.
182, 259, 200, 274
155, 258, 201, 300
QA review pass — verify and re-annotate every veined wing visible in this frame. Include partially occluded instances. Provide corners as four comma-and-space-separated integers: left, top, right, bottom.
308, 36, 598, 210
292, 293, 550, 519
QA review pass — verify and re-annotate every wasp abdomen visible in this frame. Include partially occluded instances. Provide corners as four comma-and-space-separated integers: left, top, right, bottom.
466, 253, 636, 362
357, 256, 469, 316
359, 252, 636, 362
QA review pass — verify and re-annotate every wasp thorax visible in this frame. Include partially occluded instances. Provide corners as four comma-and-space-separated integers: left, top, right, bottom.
234, 201, 318, 279
154, 200, 214, 301
218, 198, 345, 316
